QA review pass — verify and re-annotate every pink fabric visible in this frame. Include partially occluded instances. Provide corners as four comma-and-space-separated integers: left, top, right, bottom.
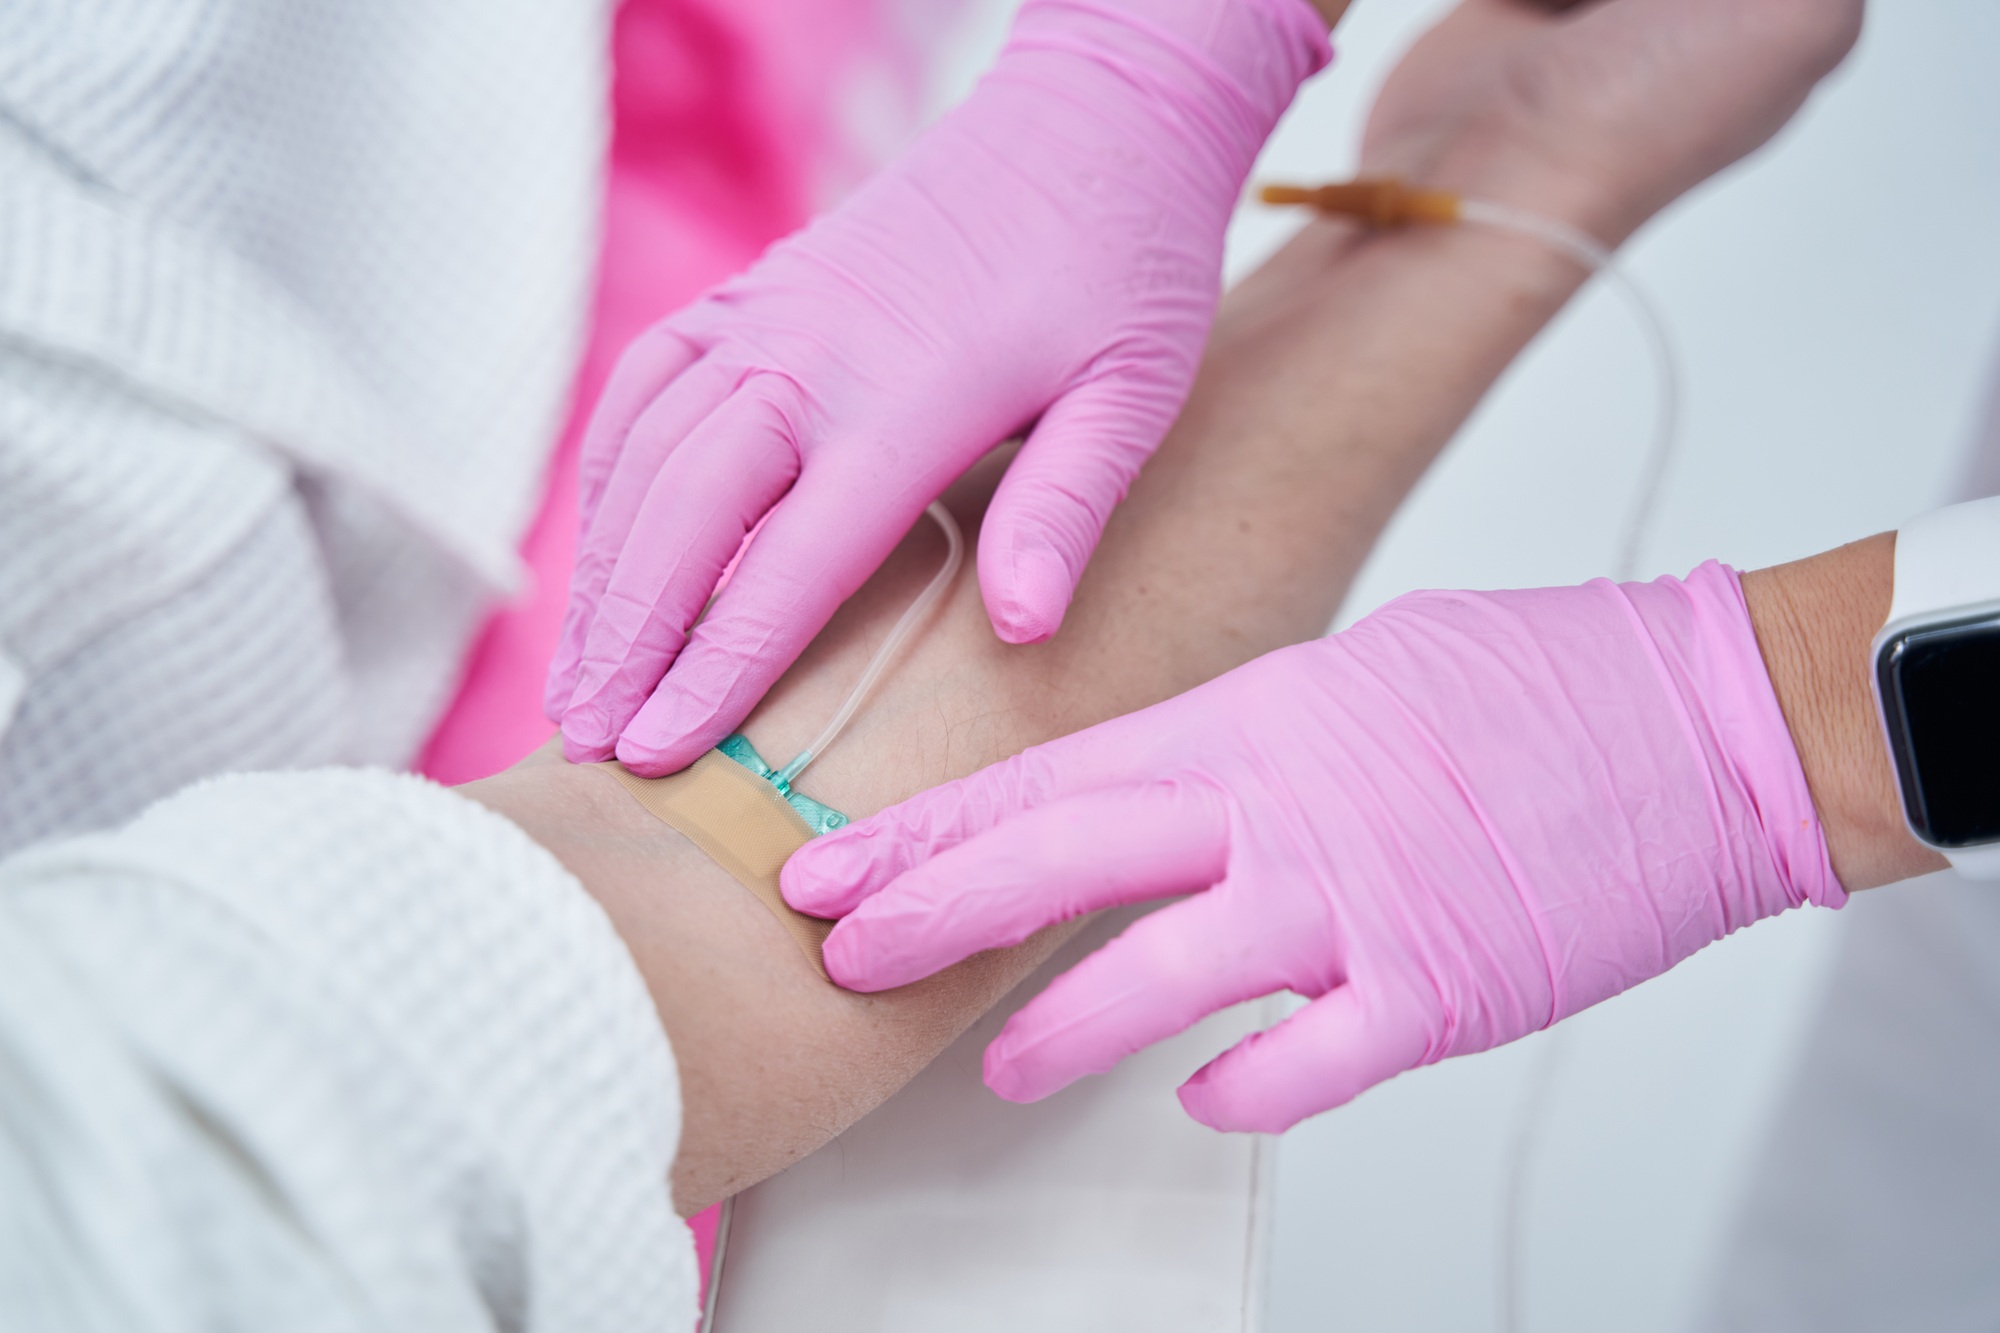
545, 0, 1333, 780
785, 562, 1844, 1134
420, 0, 922, 788
417, 0, 936, 1310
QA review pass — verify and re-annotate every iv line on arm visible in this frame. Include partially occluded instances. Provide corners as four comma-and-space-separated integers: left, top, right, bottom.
598, 500, 966, 978
696, 498, 966, 824
706, 499, 965, 818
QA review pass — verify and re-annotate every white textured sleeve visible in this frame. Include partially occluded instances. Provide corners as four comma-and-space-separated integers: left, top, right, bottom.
0, 769, 694, 1332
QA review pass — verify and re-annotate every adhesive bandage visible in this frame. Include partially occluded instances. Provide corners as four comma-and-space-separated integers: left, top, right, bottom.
602, 739, 839, 977
598, 502, 967, 979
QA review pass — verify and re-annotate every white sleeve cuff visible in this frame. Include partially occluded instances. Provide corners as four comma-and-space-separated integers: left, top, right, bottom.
0, 768, 694, 1330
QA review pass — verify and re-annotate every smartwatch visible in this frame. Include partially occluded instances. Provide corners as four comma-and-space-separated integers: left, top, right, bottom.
1873, 495, 2000, 879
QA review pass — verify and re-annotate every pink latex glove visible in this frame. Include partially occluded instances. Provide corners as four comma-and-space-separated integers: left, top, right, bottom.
782, 562, 1845, 1132
549, 0, 1332, 774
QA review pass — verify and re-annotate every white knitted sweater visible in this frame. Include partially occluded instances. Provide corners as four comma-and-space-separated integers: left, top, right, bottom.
0, 0, 610, 851
0, 769, 695, 1329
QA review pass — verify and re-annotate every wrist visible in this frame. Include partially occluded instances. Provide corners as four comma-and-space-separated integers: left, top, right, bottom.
1741, 534, 1948, 891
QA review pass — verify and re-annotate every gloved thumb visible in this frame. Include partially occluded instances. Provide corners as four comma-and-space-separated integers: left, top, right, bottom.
979, 371, 1184, 644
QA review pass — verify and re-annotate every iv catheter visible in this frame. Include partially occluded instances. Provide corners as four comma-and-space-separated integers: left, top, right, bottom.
676, 502, 963, 838
1259, 178, 1683, 583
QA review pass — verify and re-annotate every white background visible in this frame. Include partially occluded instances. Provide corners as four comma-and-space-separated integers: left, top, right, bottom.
921, 3, 2000, 1329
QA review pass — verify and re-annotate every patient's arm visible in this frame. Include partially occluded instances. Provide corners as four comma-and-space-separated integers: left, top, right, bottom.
464, 0, 1862, 1215
463, 209, 1593, 1213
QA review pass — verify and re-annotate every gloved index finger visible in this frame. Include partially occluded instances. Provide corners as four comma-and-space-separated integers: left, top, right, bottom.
816, 778, 1230, 992
782, 702, 1192, 918
559, 378, 803, 761
610, 465, 925, 777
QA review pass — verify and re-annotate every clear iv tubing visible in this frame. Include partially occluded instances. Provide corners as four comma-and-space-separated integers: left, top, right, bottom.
772, 501, 965, 789
1262, 181, 1685, 1333
1455, 198, 1683, 584
1456, 200, 1680, 1333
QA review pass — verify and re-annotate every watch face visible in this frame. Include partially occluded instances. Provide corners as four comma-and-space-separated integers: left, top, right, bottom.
1878, 615, 2000, 847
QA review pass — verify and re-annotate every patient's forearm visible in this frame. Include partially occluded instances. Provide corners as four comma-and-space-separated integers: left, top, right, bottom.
464, 214, 1589, 1212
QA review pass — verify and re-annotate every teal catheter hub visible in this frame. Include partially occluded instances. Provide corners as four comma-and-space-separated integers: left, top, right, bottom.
716, 733, 850, 836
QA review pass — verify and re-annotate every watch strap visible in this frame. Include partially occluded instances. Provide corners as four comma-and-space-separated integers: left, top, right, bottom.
1888, 494, 2000, 628
1940, 844, 2000, 881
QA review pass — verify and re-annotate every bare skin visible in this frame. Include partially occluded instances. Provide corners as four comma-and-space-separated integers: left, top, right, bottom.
462, 0, 1867, 1214
1742, 536, 1947, 891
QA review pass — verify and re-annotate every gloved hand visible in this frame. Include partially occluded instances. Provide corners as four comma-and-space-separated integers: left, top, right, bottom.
550, 0, 1333, 774
782, 562, 1844, 1132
